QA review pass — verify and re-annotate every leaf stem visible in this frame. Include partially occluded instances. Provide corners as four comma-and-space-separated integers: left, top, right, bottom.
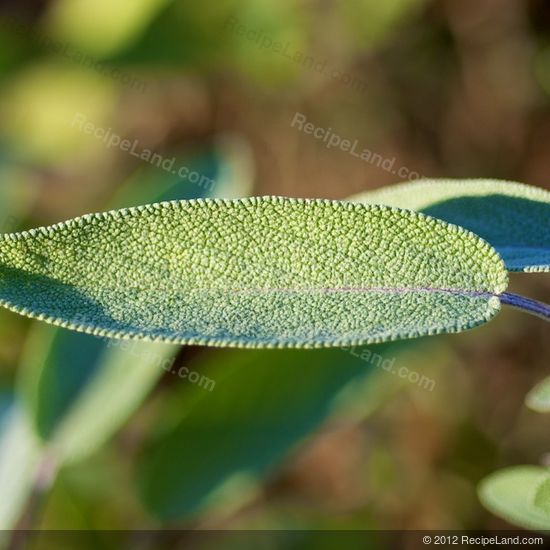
499, 292, 550, 321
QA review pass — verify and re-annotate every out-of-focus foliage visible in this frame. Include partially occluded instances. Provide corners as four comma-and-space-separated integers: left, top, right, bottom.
139, 345, 405, 520
0, 63, 117, 164
20, 329, 179, 463
526, 376, 550, 413
0, 140, 254, 530
45, 0, 170, 57
478, 466, 550, 532
0, 399, 40, 530
0, 0, 549, 540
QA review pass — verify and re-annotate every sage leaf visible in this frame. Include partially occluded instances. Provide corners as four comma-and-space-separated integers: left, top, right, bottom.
350, 179, 550, 272
478, 466, 550, 531
0, 198, 507, 347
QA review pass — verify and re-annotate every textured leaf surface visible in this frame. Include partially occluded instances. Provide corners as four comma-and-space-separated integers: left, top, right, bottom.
350, 179, 550, 272
0, 198, 507, 347
526, 376, 550, 413
478, 466, 550, 531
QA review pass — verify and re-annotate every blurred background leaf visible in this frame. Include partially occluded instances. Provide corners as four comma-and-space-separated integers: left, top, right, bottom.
526, 376, 550, 413
478, 466, 550, 532
0, 398, 41, 530
0, 62, 117, 165
45, 0, 170, 58
138, 346, 379, 520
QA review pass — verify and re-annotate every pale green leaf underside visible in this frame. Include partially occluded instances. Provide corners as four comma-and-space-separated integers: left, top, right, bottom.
138, 346, 377, 519
0, 198, 507, 348
526, 376, 550, 413
478, 466, 550, 531
350, 179, 550, 272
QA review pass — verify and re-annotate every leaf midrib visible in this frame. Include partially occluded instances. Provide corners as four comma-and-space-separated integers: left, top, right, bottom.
74, 284, 499, 298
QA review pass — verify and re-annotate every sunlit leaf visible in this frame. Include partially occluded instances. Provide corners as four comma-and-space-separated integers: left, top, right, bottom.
0, 199, 507, 347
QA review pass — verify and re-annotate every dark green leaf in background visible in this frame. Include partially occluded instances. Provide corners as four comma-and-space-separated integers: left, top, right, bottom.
138, 345, 402, 519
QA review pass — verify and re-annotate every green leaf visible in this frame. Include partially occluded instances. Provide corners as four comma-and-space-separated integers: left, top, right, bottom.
48, 340, 179, 464
526, 376, 550, 413
19, 327, 109, 439
350, 179, 550, 272
478, 466, 550, 531
138, 344, 391, 519
20, 325, 178, 464
0, 198, 507, 347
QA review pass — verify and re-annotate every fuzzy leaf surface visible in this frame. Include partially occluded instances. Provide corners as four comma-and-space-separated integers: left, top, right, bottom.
0, 198, 507, 347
